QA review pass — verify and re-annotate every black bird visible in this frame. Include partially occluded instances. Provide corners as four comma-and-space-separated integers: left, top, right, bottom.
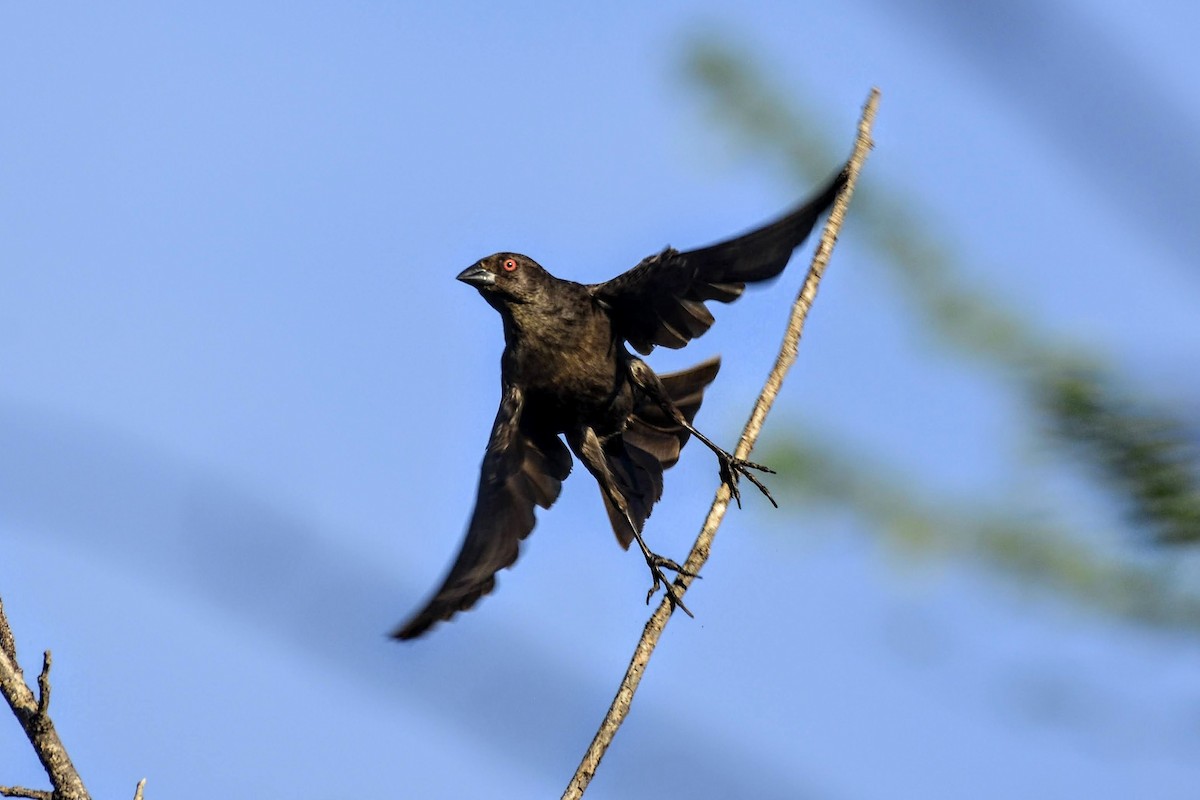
394, 166, 847, 640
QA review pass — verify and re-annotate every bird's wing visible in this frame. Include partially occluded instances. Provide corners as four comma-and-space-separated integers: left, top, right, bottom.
393, 382, 572, 639
589, 166, 846, 355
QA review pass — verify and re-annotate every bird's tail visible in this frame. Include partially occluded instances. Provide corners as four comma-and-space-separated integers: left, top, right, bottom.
600, 356, 721, 548
624, 356, 720, 469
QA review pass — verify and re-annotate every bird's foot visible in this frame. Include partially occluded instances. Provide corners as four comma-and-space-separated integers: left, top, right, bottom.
643, 552, 697, 618
718, 452, 778, 509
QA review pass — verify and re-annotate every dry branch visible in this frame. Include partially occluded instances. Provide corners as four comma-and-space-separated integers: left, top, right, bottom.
562, 88, 879, 799
0, 596, 91, 800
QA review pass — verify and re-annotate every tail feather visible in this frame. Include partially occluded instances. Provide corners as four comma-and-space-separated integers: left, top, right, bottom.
599, 440, 663, 549
622, 356, 720, 469
601, 356, 721, 548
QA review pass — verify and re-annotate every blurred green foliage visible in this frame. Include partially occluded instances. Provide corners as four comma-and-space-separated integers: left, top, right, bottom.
683, 36, 1200, 626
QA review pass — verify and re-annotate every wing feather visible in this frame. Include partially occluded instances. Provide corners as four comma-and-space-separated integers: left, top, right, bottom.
590, 166, 846, 354
393, 383, 571, 639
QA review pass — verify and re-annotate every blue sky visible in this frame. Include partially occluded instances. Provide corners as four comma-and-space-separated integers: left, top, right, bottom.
2, 2, 1198, 798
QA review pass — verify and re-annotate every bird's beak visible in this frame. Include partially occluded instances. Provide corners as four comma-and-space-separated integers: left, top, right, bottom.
456, 264, 495, 288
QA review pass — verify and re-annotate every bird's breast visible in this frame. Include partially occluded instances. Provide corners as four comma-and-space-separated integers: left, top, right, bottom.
505, 304, 631, 433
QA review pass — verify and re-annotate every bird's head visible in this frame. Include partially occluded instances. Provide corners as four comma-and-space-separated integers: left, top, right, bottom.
456, 253, 549, 306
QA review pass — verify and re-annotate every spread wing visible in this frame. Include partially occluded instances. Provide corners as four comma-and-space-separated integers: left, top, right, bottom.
392, 383, 572, 640
589, 166, 847, 355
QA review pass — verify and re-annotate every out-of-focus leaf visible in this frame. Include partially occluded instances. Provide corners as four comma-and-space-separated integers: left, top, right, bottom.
684, 35, 1200, 548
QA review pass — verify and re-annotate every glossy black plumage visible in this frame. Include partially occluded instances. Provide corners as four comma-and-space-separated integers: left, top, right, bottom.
393, 165, 846, 640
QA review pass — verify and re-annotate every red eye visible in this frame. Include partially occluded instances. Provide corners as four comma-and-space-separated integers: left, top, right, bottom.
502, 258, 518, 272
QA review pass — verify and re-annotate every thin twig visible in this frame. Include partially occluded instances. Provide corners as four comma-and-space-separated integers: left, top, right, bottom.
561, 88, 879, 800
36, 653, 51, 716
0, 787, 53, 800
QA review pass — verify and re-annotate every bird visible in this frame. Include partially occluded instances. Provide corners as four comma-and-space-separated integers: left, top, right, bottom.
393, 164, 847, 640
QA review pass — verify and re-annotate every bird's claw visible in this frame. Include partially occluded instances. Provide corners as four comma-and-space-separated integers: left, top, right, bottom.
644, 553, 697, 618
718, 453, 778, 509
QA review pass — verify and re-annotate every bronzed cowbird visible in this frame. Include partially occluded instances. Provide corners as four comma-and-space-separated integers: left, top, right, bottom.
394, 165, 847, 639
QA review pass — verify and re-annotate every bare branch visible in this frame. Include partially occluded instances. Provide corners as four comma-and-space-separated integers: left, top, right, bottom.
0, 599, 16, 667
36, 653, 50, 717
562, 88, 879, 799
0, 787, 54, 800
0, 597, 92, 800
